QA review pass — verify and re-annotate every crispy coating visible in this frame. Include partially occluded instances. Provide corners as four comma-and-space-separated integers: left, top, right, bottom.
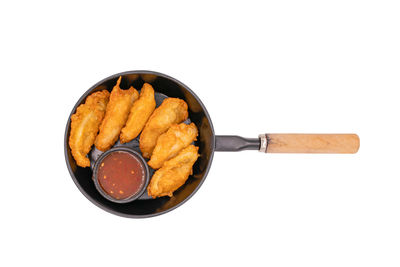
69, 90, 110, 167
148, 145, 199, 198
120, 83, 156, 144
139, 98, 188, 158
148, 123, 198, 169
95, 77, 139, 151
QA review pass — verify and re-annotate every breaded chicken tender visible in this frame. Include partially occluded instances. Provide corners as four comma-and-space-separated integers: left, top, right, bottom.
148, 145, 199, 198
69, 90, 110, 167
120, 83, 156, 144
139, 98, 188, 158
148, 123, 198, 169
95, 77, 139, 151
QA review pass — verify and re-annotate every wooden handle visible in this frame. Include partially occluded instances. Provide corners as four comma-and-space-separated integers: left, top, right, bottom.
262, 134, 359, 153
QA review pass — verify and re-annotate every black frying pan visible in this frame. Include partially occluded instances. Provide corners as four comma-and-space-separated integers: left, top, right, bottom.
64, 70, 359, 218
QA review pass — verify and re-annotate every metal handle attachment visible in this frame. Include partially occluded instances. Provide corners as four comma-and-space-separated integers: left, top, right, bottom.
215, 135, 259, 151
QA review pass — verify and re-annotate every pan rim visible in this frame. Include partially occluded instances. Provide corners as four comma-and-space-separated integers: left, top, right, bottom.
64, 70, 216, 218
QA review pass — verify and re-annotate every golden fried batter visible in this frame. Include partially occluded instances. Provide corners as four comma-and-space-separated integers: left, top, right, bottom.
148, 123, 198, 169
95, 77, 139, 151
120, 83, 156, 144
69, 90, 110, 167
139, 98, 188, 158
148, 145, 199, 198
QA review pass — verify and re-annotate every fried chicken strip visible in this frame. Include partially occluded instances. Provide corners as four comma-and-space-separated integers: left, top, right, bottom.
69, 90, 110, 167
139, 98, 188, 158
120, 83, 156, 144
148, 123, 198, 169
95, 77, 139, 151
148, 145, 199, 198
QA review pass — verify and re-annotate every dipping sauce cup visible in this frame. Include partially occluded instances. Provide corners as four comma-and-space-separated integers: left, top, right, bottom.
92, 147, 149, 203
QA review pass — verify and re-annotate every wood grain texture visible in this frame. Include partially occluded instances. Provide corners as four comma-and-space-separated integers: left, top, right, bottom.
265, 134, 360, 153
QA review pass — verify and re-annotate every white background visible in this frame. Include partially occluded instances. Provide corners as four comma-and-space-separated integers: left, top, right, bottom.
1, 1, 399, 266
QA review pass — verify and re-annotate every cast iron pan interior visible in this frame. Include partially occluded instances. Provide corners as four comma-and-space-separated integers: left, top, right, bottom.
64, 71, 215, 218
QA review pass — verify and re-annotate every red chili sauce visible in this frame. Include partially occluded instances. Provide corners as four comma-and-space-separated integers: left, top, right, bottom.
97, 151, 145, 200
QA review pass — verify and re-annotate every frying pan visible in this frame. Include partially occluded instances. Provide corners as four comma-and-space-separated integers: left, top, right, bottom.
64, 70, 359, 218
